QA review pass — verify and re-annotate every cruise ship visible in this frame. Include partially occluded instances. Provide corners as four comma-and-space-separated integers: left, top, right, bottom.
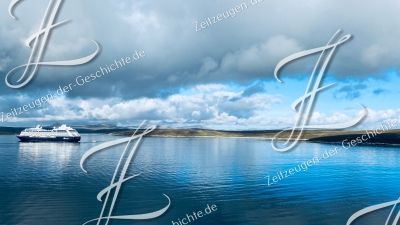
16, 125, 81, 142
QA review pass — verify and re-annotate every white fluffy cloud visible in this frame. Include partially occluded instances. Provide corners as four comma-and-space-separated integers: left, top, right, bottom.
7, 82, 400, 130
8, 84, 280, 127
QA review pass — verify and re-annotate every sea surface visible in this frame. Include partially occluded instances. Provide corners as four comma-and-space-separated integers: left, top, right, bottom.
1, 134, 399, 225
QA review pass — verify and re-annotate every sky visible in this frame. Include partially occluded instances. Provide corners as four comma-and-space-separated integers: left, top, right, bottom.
0, 0, 400, 130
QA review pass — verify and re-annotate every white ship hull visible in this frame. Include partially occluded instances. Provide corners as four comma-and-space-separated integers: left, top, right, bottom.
16, 124, 81, 142
16, 135, 81, 142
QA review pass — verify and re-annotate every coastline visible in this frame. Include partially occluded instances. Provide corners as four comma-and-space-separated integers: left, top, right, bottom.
2, 126, 400, 146
110, 128, 400, 146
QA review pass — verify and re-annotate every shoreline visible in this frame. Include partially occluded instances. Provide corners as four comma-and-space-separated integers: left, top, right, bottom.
309, 140, 400, 147
2, 126, 400, 146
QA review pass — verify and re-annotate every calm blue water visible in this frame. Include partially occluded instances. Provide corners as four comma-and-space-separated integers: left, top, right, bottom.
1, 134, 399, 225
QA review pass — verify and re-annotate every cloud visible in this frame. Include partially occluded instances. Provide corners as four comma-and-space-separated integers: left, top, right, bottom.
4, 85, 400, 131
334, 83, 367, 100
1, 84, 282, 127
220, 35, 303, 74
361, 44, 387, 68
121, 3, 160, 31
242, 82, 265, 97
1, 0, 400, 127
372, 88, 388, 95
195, 83, 226, 92
0, 0, 398, 97
196, 57, 219, 77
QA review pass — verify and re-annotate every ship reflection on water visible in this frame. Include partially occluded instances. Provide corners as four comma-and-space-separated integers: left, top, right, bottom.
18, 142, 79, 169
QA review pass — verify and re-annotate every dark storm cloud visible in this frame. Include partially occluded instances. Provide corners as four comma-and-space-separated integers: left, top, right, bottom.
0, 0, 400, 112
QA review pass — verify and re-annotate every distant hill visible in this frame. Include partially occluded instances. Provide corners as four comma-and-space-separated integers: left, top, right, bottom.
110, 129, 350, 139
112, 128, 400, 146
308, 131, 400, 145
111, 128, 282, 138
0, 127, 26, 135
2, 125, 400, 146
